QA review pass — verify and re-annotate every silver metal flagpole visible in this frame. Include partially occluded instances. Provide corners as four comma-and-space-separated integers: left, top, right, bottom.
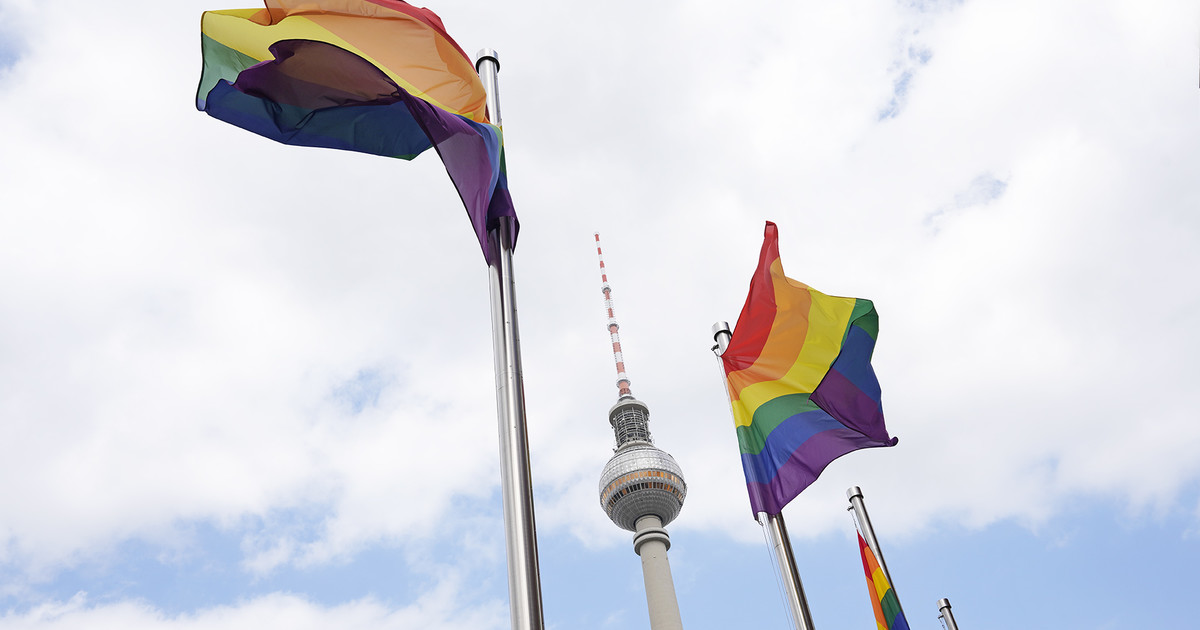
757, 512, 817, 630
847, 486, 906, 624
713, 321, 816, 630
938, 598, 961, 630
476, 48, 546, 630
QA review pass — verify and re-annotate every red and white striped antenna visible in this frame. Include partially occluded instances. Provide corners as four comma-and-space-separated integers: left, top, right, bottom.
595, 233, 633, 398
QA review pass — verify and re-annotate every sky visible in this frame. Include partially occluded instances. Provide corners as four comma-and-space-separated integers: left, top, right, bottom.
1, 0, 1198, 628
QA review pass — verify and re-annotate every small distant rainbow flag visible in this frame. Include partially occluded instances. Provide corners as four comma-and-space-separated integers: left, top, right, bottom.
858, 533, 910, 630
720, 222, 897, 515
196, 0, 515, 263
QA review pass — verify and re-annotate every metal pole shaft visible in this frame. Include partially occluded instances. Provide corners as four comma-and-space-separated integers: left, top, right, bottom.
938, 598, 961, 630
478, 49, 545, 630
713, 322, 815, 630
760, 512, 817, 630
847, 486, 906, 624
477, 48, 503, 127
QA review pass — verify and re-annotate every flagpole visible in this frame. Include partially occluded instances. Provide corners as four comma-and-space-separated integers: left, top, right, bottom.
714, 321, 816, 630
477, 48, 546, 630
846, 486, 906, 624
758, 512, 817, 630
938, 598, 961, 630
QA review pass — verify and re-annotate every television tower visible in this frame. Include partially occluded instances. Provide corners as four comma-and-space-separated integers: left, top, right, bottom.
594, 233, 688, 630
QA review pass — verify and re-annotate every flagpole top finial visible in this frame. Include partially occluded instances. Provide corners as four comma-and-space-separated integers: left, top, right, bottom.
938, 598, 952, 610
475, 48, 500, 72
847, 485, 863, 500
712, 321, 732, 356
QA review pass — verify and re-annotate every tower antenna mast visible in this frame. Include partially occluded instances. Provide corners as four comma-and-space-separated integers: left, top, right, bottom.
596, 233, 633, 399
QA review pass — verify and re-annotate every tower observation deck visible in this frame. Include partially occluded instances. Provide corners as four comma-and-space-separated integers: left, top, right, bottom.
593, 233, 687, 630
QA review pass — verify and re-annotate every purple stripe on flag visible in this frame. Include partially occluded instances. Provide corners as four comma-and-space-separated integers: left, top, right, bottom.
236, 39, 401, 108
741, 407, 844, 485
810, 369, 894, 444
398, 90, 516, 263
745, 427, 893, 515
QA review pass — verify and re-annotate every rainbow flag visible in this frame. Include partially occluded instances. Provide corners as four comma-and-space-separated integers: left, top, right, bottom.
858, 533, 910, 630
720, 222, 897, 515
196, 0, 515, 263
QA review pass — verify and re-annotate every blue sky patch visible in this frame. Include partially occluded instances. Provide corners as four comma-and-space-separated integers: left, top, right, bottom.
878, 70, 915, 120
878, 45, 933, 121
332, 368, 392, 413
925, 173, 1010, 228
0, 18, 25, 74
0, 42, 19, 73
954, 173, 1009, 207
0, 524, 246, 614
0, 511, 434, 615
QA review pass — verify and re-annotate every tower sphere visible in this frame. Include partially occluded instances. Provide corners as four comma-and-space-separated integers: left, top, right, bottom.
599, 442, 687, 531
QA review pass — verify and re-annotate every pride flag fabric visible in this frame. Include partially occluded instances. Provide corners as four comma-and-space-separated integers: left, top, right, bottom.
720, 222, 897, 515
196, 0, 516, 263
858, 533, 910, 630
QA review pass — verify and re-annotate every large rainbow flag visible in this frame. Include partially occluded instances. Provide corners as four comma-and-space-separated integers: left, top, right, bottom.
858, 532, 910, 630
720, 222, 897, 515
196, 0, 515, 263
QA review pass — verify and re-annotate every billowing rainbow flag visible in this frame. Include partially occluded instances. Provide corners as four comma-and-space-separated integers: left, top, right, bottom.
720, 222, 897, 515
196, 0, 515, 263
858, 533, 910, 630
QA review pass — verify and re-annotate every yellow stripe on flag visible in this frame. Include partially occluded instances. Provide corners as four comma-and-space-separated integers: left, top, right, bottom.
726, 261, 856, 427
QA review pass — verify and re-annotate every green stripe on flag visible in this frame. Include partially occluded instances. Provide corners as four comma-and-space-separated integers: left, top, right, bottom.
735, 393, 821, 455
